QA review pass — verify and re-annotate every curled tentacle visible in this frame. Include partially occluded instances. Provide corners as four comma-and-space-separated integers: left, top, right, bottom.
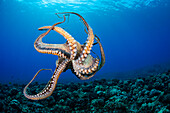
72, 33, 105, 80
57, 12, 105, 80
80, 17, 105, 71
23, 59, 69, 100
94, 35, 105, 70
35, 15, 66, 47
34, 15, 71, 58
56, 12, 89, 29
56, 12, 94, 63
72, 54, 99, 75
38, 26, 80, 60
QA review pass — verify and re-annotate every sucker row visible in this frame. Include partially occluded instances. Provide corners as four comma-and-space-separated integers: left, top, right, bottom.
39, 26, 78, 60
73, 57, 99, 76
75, 27, 94, 64
23, 59, 69, 100
35, 43, 70, 59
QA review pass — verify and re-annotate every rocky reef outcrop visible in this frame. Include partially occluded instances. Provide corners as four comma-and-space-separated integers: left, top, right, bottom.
0, 71, 169, 112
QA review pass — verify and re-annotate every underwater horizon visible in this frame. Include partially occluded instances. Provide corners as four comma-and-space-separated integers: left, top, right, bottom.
0, 0, 170, 84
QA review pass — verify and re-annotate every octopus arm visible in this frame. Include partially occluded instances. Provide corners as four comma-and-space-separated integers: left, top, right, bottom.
72, 35, 105, 80
94, 35, 105, 70
23, 59, 69, 100
34, 30, 70, 59
38, 26, 78, 60
56, 12, 94, 63
72, 54, 99, 79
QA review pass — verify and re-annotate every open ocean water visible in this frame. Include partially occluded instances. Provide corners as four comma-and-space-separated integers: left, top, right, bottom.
0, 0, 170, 112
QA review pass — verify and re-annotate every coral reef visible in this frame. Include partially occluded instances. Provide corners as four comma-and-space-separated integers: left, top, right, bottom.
0, 71, 169, 112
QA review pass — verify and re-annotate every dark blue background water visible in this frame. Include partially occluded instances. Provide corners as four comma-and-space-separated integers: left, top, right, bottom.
0, 0, 170, 84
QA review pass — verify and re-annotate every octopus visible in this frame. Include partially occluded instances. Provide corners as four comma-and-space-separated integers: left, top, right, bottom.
23, 12, 105, 100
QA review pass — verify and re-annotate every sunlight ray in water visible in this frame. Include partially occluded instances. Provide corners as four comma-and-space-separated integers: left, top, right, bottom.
13, 0, 168, 13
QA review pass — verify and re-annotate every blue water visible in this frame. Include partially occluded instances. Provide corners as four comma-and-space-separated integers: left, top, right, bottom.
0, 0, 170, 84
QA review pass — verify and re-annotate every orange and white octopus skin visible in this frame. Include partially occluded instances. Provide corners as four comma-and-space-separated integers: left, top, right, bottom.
23, 12, 105, 100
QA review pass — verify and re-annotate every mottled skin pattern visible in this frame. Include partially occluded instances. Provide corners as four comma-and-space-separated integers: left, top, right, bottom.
23, 12, 105, 100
